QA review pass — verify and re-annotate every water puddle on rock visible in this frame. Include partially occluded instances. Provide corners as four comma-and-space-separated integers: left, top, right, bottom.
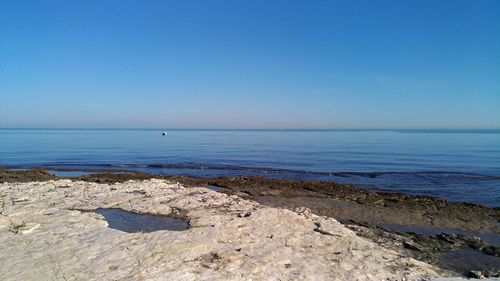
378, 224, 500, 246
48, 170, 134, 177
206, 185, 223, 192
438, 247, 500, 275
95, 208, 189, 233
48, 170, 94, 177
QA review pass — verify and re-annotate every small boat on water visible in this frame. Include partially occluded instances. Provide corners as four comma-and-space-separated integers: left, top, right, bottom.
162, 131, 167, 136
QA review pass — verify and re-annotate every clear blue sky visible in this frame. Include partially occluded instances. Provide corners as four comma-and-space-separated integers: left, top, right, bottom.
1, 0, 499, 129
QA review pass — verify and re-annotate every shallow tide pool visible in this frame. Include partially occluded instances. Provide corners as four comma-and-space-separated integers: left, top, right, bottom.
95, 208, 189, 233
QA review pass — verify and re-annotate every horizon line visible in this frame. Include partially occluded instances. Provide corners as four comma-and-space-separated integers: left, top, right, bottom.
1, 127, 500, 131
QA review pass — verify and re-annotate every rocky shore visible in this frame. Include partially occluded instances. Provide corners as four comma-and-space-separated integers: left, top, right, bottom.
1, 169, 499, 279
1, 178, 443, 280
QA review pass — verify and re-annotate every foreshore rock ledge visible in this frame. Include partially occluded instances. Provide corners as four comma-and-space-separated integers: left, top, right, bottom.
1, 179, 442, 280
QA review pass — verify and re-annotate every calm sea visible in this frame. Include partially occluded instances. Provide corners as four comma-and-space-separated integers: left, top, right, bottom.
1, 129, 499, 207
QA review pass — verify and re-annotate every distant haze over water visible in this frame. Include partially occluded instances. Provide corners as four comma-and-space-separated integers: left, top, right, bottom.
1, 129, 499, 207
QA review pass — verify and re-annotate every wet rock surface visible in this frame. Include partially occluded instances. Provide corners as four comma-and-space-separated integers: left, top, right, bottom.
0, 168, 57, 182
344, 223, 500, 278
0, 179, 443, 280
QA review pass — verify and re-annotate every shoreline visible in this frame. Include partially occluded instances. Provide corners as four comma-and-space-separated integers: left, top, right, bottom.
1, 168, 499, 278
2, 164, 498, 208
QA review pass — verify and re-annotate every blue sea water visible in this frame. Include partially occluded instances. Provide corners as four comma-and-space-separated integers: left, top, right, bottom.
0, 129, 499, 207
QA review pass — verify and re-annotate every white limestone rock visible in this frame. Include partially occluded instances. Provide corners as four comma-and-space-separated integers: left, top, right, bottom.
0, 179, 442, 280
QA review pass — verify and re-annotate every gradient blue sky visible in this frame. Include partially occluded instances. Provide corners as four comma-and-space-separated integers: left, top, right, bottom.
1, 0, 499, 129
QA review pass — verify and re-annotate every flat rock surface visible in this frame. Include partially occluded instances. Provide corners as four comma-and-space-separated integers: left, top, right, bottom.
0, 180, 443, 280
